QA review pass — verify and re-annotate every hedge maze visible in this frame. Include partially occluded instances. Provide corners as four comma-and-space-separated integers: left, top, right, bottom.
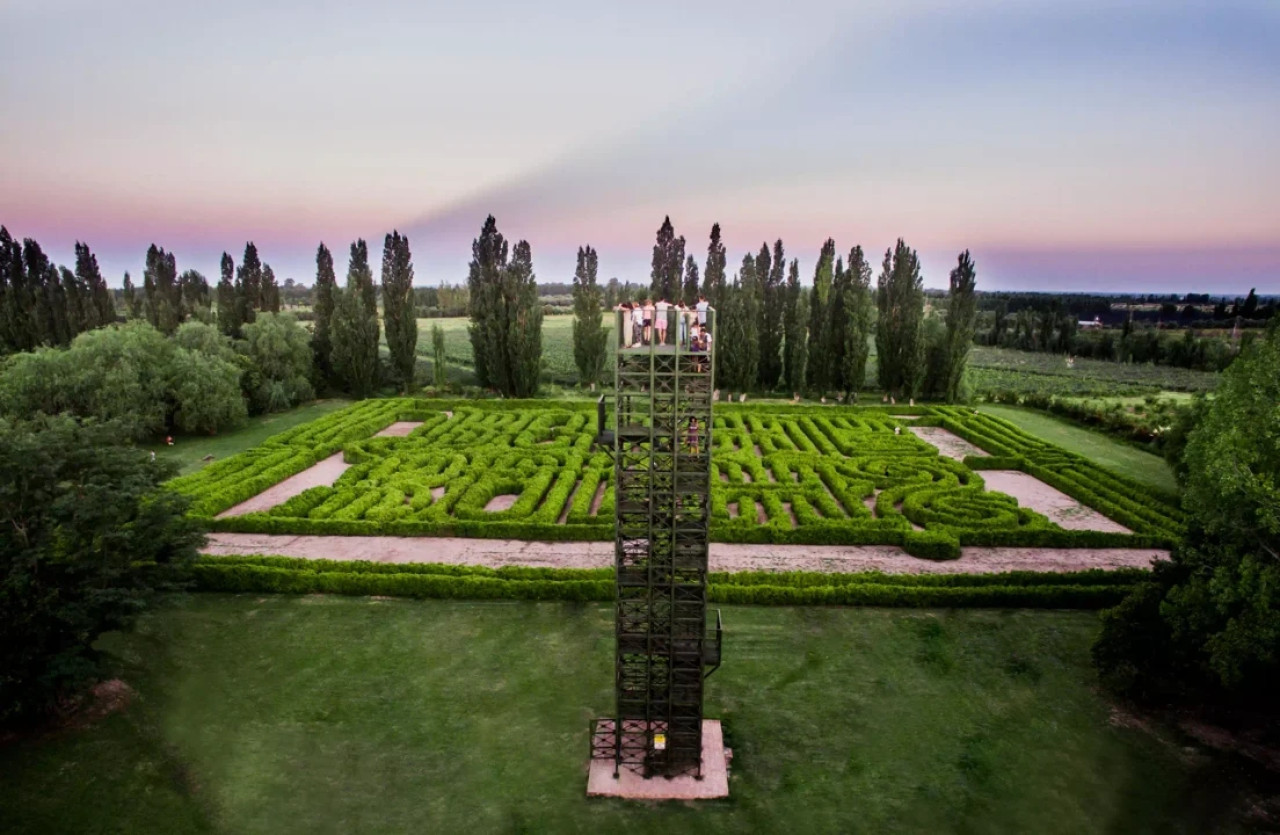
171, 398, 1183, 557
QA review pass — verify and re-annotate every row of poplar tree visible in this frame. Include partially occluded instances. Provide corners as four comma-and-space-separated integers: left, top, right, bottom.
568, 217, 979, 402
4, 216, 979, 403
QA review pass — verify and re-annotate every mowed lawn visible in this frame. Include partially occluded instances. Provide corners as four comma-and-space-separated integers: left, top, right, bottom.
149, 399, 352, 476
2, 596, 1264, 834
978, 404, 1178, 493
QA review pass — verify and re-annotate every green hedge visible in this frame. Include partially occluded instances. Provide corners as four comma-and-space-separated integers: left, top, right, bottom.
903, 530, 961, 560
178, 399, 1183, 552
193, 555, 1147, 609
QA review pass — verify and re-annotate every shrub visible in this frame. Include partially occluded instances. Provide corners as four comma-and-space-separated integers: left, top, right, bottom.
0, 416, 204, 727
238, 313, 316, 414
904, 530, 961, 560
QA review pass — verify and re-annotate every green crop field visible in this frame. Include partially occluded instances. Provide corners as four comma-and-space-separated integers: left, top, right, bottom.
968, 346, 1221, 397
169, 399, 1182, 556
415, 315, 597, 386
978, 405, 1177, 492
2, 594, 1270, 834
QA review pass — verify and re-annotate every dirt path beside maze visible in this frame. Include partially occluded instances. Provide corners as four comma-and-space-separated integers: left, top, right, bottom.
204, 533, 1167, 575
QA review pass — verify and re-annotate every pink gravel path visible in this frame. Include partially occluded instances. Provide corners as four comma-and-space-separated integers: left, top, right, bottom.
215, 454, 350, 518
980, 470, 1131, 533
203, 533, 1167, 574
907, 425, 989, 460
483, 494, 520, 512
374, 421, 424, 437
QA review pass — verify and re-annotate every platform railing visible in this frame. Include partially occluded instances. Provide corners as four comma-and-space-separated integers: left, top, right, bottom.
613, 304, 716, 352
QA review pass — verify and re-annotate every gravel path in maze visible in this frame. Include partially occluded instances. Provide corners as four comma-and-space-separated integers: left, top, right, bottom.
906, 426, 989, 461
906, 426, 1132, 532
203, 533, 1167, 574
979, 470, 1131, 533
216, 453, 350, 518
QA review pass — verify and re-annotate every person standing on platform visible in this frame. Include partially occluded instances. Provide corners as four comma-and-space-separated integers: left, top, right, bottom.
631, 302, 644, 347
695, 295, 709, 330
654, 298, 670, 345
642, 298, 655, 345
619, 303, 633, 348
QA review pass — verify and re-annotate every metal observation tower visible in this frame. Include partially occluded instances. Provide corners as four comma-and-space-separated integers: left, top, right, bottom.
592, 304, 723, 780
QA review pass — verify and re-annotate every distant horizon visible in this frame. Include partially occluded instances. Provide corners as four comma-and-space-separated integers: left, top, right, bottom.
4, 223, 1276, 298
3, 1, 1277, 294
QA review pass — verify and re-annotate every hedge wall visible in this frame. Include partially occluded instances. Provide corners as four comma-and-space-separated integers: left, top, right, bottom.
175, 399, 1182, 551
193, 555, 1146, 609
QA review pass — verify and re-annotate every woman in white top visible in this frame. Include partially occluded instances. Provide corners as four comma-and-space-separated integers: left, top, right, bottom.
654, 299, 670, 345
630, 303, 644, 347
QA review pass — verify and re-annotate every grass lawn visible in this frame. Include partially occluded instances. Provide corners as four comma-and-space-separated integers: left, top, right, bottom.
979, 404, 1178, 493
2, 595, 1266, 834
149, 400, 352, 476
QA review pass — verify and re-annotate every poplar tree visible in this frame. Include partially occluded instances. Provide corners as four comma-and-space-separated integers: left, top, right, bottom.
142, 244, 180, 336
875, 239, 926, 398
729, 254, 761, 389
215, 253, 240, 337
381, 230, 417, 392
24, 240, 56, 346
238, 242, 263, 323
60, 267, 86, 339
330, 240, 380, 397
758, 239, 785, 389
782, 259, 806, 393
838, 246, 873, 396
806, 239, 835, 392
431, 323, 447, 388
74, 242, 113, 328
941, 250, 978, 402
122, 273, 140, 321
0, 228, 20, 352
572, 245, 607, 388
467, 216, 508, 389
701, 222, 727, 310
466, 216, 543, 396
682, 255, 700, 307
260, 264, 280, 314
717, 275, 755, 393
178, 270, 211, 323
649, 216, 685, 302
505, 240, 543, 397
312, 243, 337, 378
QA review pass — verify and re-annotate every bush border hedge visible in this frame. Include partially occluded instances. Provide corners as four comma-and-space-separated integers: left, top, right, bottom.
193, 554, 1148, 609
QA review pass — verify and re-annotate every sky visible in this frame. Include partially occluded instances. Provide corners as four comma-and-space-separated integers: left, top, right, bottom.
1, 0, 1277, 294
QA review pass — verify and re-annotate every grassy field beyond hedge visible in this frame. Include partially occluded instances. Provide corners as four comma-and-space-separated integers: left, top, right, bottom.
979, 405, 1177, 492
1, 595, 1268, 834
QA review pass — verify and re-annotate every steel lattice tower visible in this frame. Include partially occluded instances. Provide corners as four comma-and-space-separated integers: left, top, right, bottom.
592, 306, 721, 779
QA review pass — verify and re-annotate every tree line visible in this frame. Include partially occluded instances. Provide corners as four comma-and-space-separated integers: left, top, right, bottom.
0, 225, 436, 436
4, 215, 984, 412
577, 217, 979, 402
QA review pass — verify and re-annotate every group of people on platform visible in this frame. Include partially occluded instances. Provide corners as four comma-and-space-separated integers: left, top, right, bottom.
616, 297, 712, 351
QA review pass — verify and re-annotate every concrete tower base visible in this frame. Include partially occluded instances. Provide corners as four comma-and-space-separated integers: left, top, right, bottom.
587, 720, 730, 800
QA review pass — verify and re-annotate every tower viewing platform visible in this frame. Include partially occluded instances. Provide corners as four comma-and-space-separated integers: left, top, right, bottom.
589, 303, 724, 791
